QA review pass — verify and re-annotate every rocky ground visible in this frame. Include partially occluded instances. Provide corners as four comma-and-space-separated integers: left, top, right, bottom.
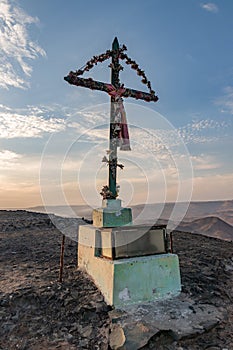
0, 210, 233, 349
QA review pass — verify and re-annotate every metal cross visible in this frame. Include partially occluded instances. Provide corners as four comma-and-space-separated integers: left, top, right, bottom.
64, 37, 158, 199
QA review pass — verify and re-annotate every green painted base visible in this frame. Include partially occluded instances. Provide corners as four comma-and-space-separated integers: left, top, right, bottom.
112, 254, 181, 307
78, 225, 181, 307
93, 199, 132, 227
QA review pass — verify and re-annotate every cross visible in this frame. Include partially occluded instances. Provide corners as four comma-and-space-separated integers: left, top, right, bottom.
64, 37, 158, 199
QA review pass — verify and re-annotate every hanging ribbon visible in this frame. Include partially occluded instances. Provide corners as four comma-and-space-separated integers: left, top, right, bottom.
114, 98, 131, 151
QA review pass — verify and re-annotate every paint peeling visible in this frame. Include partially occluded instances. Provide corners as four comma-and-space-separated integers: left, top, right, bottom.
119, 287, 131, 301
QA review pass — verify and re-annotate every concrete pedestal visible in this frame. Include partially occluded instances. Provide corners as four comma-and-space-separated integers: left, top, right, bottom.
78, 225, 181, 308
92, 199, 132, 227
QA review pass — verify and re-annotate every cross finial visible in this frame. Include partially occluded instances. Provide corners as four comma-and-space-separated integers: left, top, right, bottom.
112, 37, 119, 50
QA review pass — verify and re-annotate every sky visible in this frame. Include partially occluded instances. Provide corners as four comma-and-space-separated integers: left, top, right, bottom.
0, 0, 233, 210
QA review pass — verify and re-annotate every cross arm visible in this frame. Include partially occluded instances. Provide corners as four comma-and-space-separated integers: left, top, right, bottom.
64, 72, 158, 103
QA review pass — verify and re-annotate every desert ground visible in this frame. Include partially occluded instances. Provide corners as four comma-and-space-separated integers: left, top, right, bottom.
0, 210, 233, 349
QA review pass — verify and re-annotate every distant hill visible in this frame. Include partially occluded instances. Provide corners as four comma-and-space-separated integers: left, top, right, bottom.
132, 200, 233, 225
177, 216, 233, 242
29, 199, 233, 242
30, 205, 94, 219
30, 199, 233, 221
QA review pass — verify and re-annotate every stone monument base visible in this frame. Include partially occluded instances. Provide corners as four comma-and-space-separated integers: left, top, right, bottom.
78, 225, 181, 308
92, 199, 132, 228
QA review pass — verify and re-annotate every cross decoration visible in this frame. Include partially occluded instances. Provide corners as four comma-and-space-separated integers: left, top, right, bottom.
64, 37, 158, 200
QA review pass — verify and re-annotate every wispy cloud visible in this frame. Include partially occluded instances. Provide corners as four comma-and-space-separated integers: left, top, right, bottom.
0, 150, 22, 169
193, 173, 233, 201
45, 103, 230, 152
0, 152, 45, 208
216, 86, 233, 115
2, 102, 227, 145
177, 119, 228, 144
201, 2, 219, 13
0, 149, 20, 160
0, 100, 231, 208
0, 104, 65, 138
67, 107, 229, 148
0, 0, 46, 89
127, 119, 228, 155
190, 154, 221, 171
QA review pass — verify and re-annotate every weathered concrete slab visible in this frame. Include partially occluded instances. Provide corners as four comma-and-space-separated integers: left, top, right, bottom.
108, 293, 226, 349
78, 225, 181, 307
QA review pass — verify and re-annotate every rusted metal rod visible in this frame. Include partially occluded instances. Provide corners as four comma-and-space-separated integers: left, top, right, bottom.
170, 231, 173, 253
59, 234, 65, 283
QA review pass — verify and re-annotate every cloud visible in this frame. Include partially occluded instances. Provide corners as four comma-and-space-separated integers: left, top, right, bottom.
2, 101, 226, 148
126, 119, 228, 152
0, 149, 20, 160
0, 0, 46, 89
0, 101, 231, 209
0, 104, 65, 138
177, 119, 229, 144
0, 150, 22, 169
0, 152, 42, 207
62, 110, 229, 173
201, 2, 219, 13
190, 154, 221, 171
53, 104, 230, 151
216, 86, 233, 115
192, 173, 233, 201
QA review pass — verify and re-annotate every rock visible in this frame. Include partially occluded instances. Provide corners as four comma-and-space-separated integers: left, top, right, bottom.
79, 325, 93, 338
65, 333, 73, 342
64, 296, 74, 306
108, 297, 225, 349
79, 338, 89, 347
0, 299, 9, 307
109, 324, 126, 349
120, 322, 160, 349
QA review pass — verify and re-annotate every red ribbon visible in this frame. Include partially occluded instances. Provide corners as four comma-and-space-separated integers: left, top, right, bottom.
106, 84, 126, 99
116, 100, 131, 151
